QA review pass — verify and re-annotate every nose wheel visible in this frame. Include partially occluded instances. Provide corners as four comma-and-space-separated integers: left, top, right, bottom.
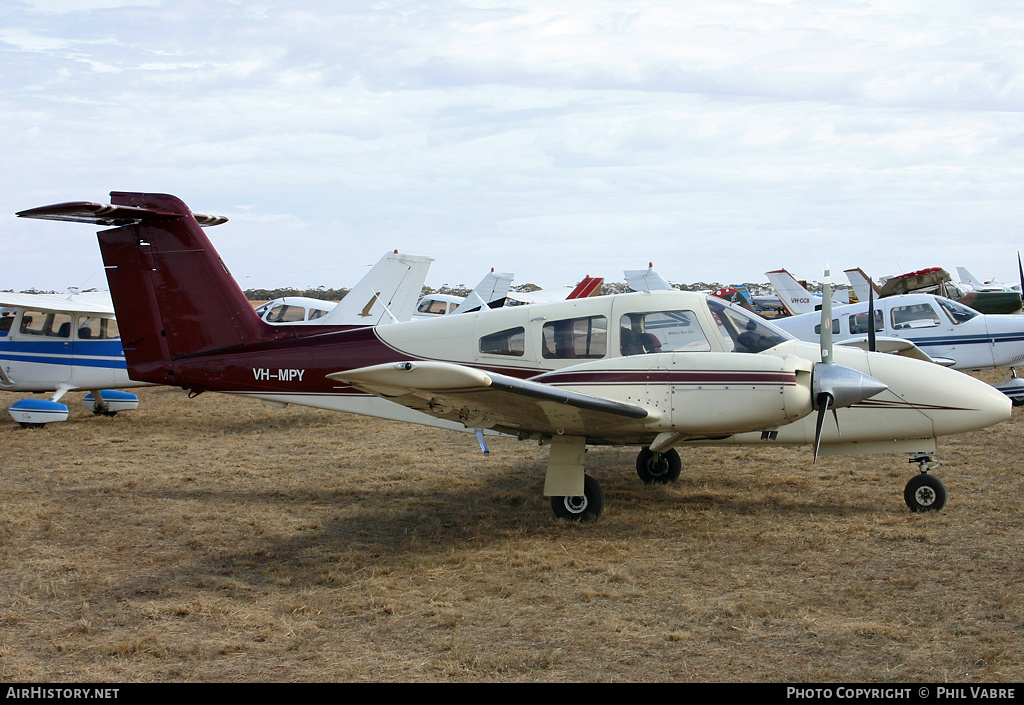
904, 454, 947, 512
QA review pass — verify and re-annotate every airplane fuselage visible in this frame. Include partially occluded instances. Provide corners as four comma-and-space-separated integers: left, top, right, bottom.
145, 290, 1008, 454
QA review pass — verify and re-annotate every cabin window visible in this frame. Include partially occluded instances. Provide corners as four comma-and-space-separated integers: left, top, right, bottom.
620, 311, 710, 355
848, 310, 883, 335
890, 303, 940, 329
19, 310, 72, 338
308, 308, 330, 320
813, 319, 840, 335
77, 316, 120, 340
935, 299, 978, 325
706, 297, 791, 353
542, 316, 607, 359
0, 314, 13, 335
479, 326, 525, 356
265, 304, 306, 323
417, 298, 450, 315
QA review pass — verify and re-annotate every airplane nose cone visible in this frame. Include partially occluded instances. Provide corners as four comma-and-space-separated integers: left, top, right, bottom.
931, 372, 1013, 436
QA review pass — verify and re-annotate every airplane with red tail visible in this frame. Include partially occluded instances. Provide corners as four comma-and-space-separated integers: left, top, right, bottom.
16, 192, 1012, 520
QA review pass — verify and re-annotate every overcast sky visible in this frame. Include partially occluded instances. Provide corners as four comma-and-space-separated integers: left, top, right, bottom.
3, 0, 1023, 294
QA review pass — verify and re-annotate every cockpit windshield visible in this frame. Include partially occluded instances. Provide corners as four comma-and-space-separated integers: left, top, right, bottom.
935, 297, 979, 325
706, 297, 792, 353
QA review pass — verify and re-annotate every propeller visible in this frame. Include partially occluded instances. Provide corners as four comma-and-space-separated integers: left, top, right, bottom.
811, 266, 888, 461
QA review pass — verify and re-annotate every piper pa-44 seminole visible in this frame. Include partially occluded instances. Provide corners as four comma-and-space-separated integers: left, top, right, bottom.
16, 192, 1012, 520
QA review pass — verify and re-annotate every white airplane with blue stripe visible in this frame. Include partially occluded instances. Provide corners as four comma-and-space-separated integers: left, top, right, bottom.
0, 291, 145, 426
770, 285, 1024, 404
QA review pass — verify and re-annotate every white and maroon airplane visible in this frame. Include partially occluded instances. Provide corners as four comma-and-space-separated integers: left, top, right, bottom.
17, 192, 1011, 520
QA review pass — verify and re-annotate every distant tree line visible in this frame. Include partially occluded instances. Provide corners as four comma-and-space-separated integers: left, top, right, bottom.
241, 282, 549, 301
6, 281, 789, 300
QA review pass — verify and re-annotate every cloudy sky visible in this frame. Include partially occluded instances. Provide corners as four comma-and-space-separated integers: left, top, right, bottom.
3, 0, 1023, 294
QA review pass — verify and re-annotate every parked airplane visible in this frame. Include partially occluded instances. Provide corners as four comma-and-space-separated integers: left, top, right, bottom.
257, 250, 434, 326
771, 276, 1024, 403
956, 266, 1020, 294
18, 192, 1011, 520
846, 267, 1022, 316
414, 269, 514, 318
257, 258, 512, 324
0, 291, 145, 426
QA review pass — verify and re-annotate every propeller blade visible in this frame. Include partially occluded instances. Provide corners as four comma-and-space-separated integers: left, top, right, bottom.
867, 285, 876, 352
820, 266, 833, 364
1018, 252, 1023, 296
812, 394, 831, 462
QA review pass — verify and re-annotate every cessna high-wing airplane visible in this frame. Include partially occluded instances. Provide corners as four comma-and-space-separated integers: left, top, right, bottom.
17, 192, 1011, 520
0, 291, 145, 426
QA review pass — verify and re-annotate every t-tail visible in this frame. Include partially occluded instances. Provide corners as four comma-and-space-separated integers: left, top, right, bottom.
17, 192, 281, 386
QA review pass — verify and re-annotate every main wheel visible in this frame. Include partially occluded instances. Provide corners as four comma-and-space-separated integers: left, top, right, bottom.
904, 474, 947, 512
551, 475, 605, 521
636, 448, 682, 484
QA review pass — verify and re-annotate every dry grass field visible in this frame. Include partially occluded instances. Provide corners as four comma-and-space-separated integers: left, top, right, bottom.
1, 379, 1022, 683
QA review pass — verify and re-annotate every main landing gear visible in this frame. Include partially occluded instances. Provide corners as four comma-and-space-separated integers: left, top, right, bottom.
636, 448, 681, 484
550, 475, 605, 521
544, 445, 682, 521
904, 453, 947, 512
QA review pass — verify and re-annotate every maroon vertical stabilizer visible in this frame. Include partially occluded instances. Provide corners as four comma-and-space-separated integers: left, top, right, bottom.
17, 192, 275, 385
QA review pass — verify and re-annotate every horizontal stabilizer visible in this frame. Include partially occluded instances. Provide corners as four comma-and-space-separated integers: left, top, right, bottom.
17, 199, 228, 228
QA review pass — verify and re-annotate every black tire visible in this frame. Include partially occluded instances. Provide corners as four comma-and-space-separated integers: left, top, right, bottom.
636, 448, 682, 484
904, 474, 947, 512
551, 475, 605, 521
1012, 397, 1024, 407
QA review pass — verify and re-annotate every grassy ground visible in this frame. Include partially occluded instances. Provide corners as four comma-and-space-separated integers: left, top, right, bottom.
1, 383, 1021, 682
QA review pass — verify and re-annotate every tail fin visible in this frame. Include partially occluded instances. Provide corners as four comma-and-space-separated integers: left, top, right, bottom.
844, 268, 879, 303
18, 192, 276, 384
956, 266, 985, 289
764, 269, 816, 316
317, 250, 433, 325
453, 269, 514, 314
567, 275, 604, 299
624, 263, 672, 292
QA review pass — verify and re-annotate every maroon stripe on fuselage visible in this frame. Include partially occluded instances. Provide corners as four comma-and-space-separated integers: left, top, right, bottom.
533, 369, 799, 386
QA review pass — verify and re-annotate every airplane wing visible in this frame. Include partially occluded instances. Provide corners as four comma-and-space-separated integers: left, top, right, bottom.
837, 336, 952, 365
0, 292, 114, 315
327, 360, 655, 439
